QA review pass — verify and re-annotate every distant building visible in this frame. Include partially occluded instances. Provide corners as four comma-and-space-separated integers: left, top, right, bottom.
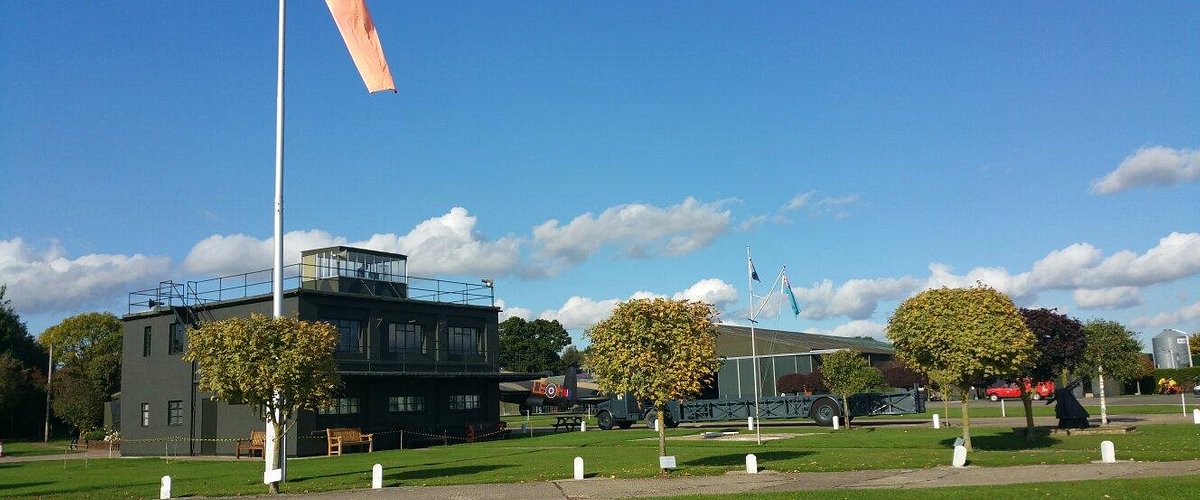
711, 325, 894, 399
1152, 328, 1193, 369
119, 246, 527, 456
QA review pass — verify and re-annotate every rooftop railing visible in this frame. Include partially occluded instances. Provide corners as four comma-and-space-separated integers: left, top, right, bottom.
127, 263, 495, 314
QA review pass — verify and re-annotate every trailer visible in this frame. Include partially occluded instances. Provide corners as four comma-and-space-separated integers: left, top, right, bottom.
594, 388, 925, 429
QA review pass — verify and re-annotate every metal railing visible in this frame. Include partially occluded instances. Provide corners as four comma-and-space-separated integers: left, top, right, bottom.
128, 263, 495, 314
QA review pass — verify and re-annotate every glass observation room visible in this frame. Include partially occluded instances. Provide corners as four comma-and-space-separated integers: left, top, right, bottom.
300, 246, 408, 298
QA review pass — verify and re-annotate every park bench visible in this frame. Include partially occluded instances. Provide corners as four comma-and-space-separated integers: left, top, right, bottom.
553, 415, 584, 432
326, 427, 374, 456
235, 430, 265, 459
465, 421, 510, 443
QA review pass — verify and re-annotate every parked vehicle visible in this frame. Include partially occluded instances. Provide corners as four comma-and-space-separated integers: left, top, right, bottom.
594, 387, 925, 429
985, 380, 1055, 401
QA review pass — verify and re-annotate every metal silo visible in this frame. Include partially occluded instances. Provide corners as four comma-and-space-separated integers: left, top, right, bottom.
1151, 329, 1193, 369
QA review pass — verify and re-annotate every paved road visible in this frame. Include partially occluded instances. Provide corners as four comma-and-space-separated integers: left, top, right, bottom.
272, 460, 1200, 500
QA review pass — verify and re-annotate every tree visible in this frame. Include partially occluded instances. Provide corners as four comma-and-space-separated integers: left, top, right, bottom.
1, 285, 47, 369
49, 365, 106, 434
499, 317, 571, 373
0, 285, 49, 437
586, 298, 720, 471
559, 345, 585, 372
818, 349, 885, 429
1080, 319, 1144, 426
1190, 332, 1200, 360
878, 360, 927, 389
886, 285, 1035, 450
184, 314, 341, 494
1013, 308, 1086, 439
40, 312, 123, 398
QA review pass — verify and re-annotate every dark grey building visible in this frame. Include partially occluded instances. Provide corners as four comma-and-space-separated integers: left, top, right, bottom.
712, 325, 895, 399
119, 247, 521, 456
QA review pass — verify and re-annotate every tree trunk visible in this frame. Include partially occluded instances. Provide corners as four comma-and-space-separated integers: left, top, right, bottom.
1098, 366, 1108, 426
267, 419, 282, 495
1020, 386, 1035, 442
842, 395, 852, 430
942, 392, 951, 427
959, 386, 972, 451
656, 403, 668, 474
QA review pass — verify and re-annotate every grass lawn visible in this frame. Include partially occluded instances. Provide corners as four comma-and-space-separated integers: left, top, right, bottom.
2, 423, 1198, 498
663, 474, 1200, 500
882, 402, 1199, 420
0, 440, 82, 458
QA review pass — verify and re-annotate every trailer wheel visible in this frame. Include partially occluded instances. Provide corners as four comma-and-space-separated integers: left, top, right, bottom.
597, 410, 614, 430
811, 399, 841, 427
645, 409, 658, 430
617, 421, 633, 429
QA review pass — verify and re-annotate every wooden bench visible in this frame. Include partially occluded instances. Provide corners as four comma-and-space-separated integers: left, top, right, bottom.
553, 415, 584, 432
235, 430, 265, 459
465, 421, 510, 443
326, 427, 373, 456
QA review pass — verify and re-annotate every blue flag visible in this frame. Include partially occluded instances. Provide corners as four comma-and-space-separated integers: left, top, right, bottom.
749, 258, 760, 282
782, 274, 800, 316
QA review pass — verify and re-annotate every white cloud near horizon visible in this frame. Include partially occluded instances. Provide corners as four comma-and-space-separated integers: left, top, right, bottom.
1090, 145, 1200, 194
1073, 287, 1142, 310
534, 278, 740, 331
1131, 300, 1200, 330
0, 238, 170, 315
811, 320, 887, 340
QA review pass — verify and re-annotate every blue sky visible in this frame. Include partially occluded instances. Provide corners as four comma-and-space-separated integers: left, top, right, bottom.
2, 2, 1198, 348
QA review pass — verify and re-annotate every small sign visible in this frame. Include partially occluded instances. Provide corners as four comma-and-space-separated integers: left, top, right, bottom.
263, 468, 282, 484
1178, 338, 1188, 345
659, 455, 677, 470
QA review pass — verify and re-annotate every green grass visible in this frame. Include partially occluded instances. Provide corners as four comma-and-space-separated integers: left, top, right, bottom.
2, 423, 1198, 498
662, 475, 1200, 500
886, 402, 1198, 419
0, 440, 82, 458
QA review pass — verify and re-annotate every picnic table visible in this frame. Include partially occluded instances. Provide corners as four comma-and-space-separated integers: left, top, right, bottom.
552, 415, 584, 432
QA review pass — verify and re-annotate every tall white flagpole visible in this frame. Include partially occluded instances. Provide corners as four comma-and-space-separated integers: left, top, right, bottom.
747, 246, 762, 445
267, 0, 287, 488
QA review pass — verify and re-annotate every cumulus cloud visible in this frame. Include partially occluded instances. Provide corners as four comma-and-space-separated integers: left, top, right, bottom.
0, 238, 170, 315
672, 278, 739, 309
1091, 146, 1200, 194
495, 299, 532, 321
1072, 287, 1142, 310
811, 320, 887, 340
791, 232, 1200, 320
782, 191, 814, 211
527, 197, 731, 277
183, 208, 521, 277
1131, 300, 1200, 329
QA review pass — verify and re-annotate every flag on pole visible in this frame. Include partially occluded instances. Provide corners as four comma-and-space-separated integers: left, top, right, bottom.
325, 0, 397, 93
782, 273, 801, 316
748, 258, 760, 282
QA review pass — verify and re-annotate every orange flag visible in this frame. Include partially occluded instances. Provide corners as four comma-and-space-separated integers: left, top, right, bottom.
325, 0, 396, 93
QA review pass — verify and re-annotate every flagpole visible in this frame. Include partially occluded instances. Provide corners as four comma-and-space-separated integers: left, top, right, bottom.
747, 246, 762, 445
267, 0, 287, 488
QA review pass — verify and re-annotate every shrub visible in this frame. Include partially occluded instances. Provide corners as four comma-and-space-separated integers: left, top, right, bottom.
777, 371, 826, 394
878, 360, 927, 388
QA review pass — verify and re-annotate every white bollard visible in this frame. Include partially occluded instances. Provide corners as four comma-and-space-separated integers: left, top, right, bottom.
1193, 408, 1199, 424
372, 464, 383, 489
747, 416, 755, 430
573, 456, 584, 480
1000, 399, 1006, 417
1101, 440, 1116, 463
745, 453, 758, 474
933, 414, 940, 429
952, 445, 968, 468
580, 421, 586, 432
832, 416, 840, 430
160, 476, 171, 499
654, 418, 661, 432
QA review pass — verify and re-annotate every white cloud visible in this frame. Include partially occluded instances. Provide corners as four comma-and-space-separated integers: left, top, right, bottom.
1073, 287, 1142, 310
793, 277, 922, 320
672, 278, 739, 309
812, 320, 887, 340
495, 299, 532, 321
1091, 146, 1200, 194
538, 296, 623, 331
782, 191, 814, 211
1131, 300, 1200, 329
527, 197, 731, 277
183, 208, 521, 278
737, 215, 769, 231
0, 238, 170, 315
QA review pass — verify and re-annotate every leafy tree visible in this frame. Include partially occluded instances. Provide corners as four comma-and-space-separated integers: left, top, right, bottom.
1013, 308, 1086, 439
1080, 319, 1144, 426
818, 349, 885, 429
777, 371, 826, 394
878, 360, 927, 389
586, 298, 720, 471
40, 312, 123, 398
499, 317, 571, 373
0, 285, 49, 437
1190, 332, 1200, 360
184, 314, 341, 494
886, 285, 1035, 450
559, 345, 585, 372
49, 365, 106, 434
1, 285, 47, 370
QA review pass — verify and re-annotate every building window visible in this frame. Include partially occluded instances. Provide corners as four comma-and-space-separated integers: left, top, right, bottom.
168, 323, 184, 355
387, 323, 426, 354
449, 394, 480, 410
167, 400, 183, 426
388, 396, 425, 413
318, 397, 361, 415
142, 326, 152, 357
448, 326, 481, 356
141, 403, 150, 427
324, 318, 364, 353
